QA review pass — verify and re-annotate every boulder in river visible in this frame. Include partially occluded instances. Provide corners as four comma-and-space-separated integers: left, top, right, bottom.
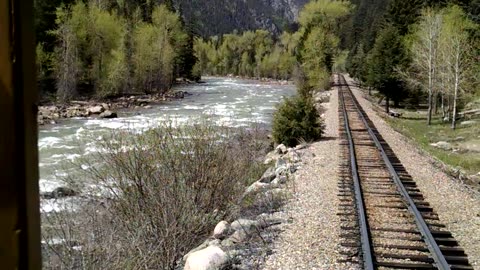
174, 91, 185, 99
41, 187, 78, 199
99, 110, 118, 119
87, 105, 105, 115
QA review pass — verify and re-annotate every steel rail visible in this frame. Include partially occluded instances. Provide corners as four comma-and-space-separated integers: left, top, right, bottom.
339, 75, 451, 270
339, 78, 375, 270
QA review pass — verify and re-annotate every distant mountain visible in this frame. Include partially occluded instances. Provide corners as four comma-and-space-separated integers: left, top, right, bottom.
171, 0, 309, 36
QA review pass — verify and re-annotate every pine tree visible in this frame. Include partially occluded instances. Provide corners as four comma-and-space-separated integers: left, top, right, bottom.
164, 0, 176, 13
366, 25, 409, 112
387, 0, 425, 35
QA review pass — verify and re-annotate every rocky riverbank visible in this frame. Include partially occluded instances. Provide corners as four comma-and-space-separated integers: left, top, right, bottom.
182, 143, 306, 270
181, 90, 334, 270
38, 90, 191, 125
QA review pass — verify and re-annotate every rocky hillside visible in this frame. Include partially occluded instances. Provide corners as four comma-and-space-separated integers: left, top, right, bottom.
174, 0, 309, 36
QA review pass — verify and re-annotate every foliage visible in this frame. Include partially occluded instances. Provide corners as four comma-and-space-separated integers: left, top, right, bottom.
297, 0, 352, 90
133, 5, 184, 93
272, 95, 324, 147
333, 50, 349, 73
402, 8, 443, 124
52, 2, 87, 102
194, 30, 297, 80
88, 4, 128, 97
438, 5, 478, 128
298, 0, 352, 27
402, 5, 479, 128
36, 43, 53, 91
38, 1, 196, 102
301, 27, 339, 90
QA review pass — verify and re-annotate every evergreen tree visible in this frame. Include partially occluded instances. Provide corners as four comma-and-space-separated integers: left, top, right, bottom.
387, 0, 425, 35
164, 0, 176, 13
366, 25, 409, 112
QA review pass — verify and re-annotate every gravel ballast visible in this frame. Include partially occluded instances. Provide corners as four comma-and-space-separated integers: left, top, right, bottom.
262, 88, 356, 270
345, 74, 480, 269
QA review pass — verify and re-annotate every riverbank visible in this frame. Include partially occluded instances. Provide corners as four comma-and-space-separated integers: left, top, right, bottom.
38, 90, 192, 125
38, 76, 293, 126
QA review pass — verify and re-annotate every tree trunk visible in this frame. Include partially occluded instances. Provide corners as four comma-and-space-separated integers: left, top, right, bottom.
427, 91, 433, 125
451, 48, 460, 130
452, 86, 458, 129
441, 93, 446, 119
385, 96, 390, 113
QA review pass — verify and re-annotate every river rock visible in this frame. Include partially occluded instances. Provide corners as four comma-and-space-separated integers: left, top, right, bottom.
272, 175, 287, 185
229, 229, 248, 243
184, 246, 229, 270
87, 105, 105, 115
275, 144, 287, 154
213, 221, 230, 239
275, 157, 287, 168
264, 150, 281, 165
460, 120, 477, 126
99, 110, 118, 119
258, 167, 276, 183
284, 150, 301, 163
295, 144, 308, 150
41, 187, 78, 199
220, 238, 235, 247
231, 219, 260, 232
314, 91, 331, 104
243, 182, 269, 198
174, 91, 185, 99
430, 141, 452, 151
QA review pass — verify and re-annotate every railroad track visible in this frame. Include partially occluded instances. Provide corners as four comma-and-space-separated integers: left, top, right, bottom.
336, 74, 473, 270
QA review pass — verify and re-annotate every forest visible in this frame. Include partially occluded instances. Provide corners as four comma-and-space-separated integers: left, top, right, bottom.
35, 0, 197, 103
343, 0, 479, 129
35, 0, 479, 127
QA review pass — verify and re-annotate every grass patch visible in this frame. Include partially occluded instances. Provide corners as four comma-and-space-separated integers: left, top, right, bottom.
386, 110, 480, 174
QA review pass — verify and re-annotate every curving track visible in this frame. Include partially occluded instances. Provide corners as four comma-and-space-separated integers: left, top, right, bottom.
336, 74, 473, 270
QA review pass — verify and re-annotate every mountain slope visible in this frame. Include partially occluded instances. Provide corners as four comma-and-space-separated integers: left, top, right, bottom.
173, 0, 308, 36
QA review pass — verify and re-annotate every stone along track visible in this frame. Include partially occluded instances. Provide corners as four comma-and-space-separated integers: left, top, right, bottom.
335, 74, 473, 270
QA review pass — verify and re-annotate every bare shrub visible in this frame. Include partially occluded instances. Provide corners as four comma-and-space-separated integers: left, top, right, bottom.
42, 121, 269, 269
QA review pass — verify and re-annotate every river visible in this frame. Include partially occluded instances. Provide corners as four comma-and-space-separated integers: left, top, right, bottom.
38, 77, 296, 211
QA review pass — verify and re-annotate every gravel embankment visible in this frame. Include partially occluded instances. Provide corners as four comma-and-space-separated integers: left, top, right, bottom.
345, 74, 480, 269
262, 87, 357, 270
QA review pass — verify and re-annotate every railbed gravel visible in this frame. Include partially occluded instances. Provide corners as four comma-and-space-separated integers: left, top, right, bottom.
262, 88, 357, 270
345, 74, 480, 269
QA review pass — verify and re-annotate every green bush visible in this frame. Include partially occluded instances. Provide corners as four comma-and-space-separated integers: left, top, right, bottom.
272, 95, 324, 147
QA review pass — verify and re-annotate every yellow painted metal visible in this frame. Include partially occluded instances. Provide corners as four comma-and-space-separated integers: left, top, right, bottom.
0, 0, 41, 269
